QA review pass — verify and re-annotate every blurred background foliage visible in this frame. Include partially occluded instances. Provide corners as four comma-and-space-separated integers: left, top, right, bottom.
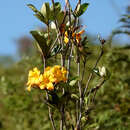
0, 39, 130, 130
0, 3, 130, 130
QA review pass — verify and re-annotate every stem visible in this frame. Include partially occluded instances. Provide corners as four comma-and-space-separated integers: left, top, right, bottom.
60, 105, 66, 130
76, 46, 103, 129
76, 57, 82, 130
81, 61, 86, 84
42, 58, 56, 130
92, 79, 105, 103
49, 33, 60, 53
67, 44, 73, 79
76, 100, 79, 123
51, 0, 59, 32
46, 92, 56, 130
43, 56, 46, 71
47, 22, 50, 40
83, 46, 104, 98
77, 62, 82, 97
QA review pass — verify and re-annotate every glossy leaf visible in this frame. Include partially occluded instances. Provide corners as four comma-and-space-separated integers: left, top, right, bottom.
30, 31, 48, 56
27, 4, 38, 13
50, 2, 62, 22
27, 4, 47, 24
51, 2, 61, 13
34, 13, 46, 23
56, 11, 64, 25
75, 3, 89, 17
69, 76, 79, 86
40, 2, 50, 21
71, 94, 79, 100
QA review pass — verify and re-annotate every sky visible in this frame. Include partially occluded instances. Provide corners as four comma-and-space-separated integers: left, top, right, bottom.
0, 0, 129, 57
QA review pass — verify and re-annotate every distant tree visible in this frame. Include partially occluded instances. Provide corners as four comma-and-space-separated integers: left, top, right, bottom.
16, 36, 34, 57
109, 5, 130, 47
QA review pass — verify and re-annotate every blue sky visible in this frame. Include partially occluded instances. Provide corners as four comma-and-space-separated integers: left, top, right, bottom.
0, 0, 129, 56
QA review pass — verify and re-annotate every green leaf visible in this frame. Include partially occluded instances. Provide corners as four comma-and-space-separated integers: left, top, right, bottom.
27, 4, 47, 24
34, 13, 46, 23
27, 4, 38, 13
93, 68, 100, 76
40, 2, 50, 21
69, 76, 79, 86
75, 3, 89, 17
50, 2, 62, 21
56, 11, 64, 25
71, 94, 79, 100
30, 31, 48, 56
86, 123, 99, 129
84, 97, 89, 105
51, 2, 61, 14
81, 117, 86, 123
122, 14, 130, 18
69, 80, 77, 86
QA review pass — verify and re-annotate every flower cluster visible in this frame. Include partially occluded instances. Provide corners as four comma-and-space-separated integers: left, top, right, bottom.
27, 65, 67, 91
64, 30, 85, 44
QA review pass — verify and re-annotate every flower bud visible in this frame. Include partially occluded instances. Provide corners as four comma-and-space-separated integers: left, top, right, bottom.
98, 66, 106, 77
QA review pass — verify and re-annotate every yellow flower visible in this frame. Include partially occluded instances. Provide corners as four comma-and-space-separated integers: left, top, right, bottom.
64, 31, 69, 43
61, 67, 67, 82
44, 66, 51, 72
64, 30, 85, 44
46, 82, 54, 90
27, 67, 42, 91
27, 65, 67, 91
74, 30, 85, 43
39, 73, 54, 90
50, 65, 63, 83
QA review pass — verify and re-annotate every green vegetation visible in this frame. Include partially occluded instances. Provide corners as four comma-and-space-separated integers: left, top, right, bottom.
0, 1, 130, 129
0, 45, 130, 130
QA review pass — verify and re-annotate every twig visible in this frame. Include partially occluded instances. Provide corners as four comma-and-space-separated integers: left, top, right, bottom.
60, 104, 67, 130
51, 0, 59, 32
67, 44, 73, 79
76, 45, 103, 129
83, 45, 104, 98
49, 33, 60, 53
76, 56, 82, 130
47, 22, 50, 40
92, 79, 105, 103
81, 61, 86, 83
76, 100, 79, 123
42, 57, 56, 130
46, 92, 56, 130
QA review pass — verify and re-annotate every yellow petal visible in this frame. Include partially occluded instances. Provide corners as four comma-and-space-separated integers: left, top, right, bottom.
39, 84, 46, 90
27, 86, 31, 91
64, 36, 69, 43
47, 82, 54, 91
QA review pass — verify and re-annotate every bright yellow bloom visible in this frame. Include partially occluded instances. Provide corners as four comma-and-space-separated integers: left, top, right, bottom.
51, 65, 63, 83
27, 66, 67, 91
64, 31, 69, 43
27, 67, 42, 91
61, 67, 67, 82
44, 66, 51, 72
50, 65, 67, 83
39, 73, 54, 90
64, 30, 85, 44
